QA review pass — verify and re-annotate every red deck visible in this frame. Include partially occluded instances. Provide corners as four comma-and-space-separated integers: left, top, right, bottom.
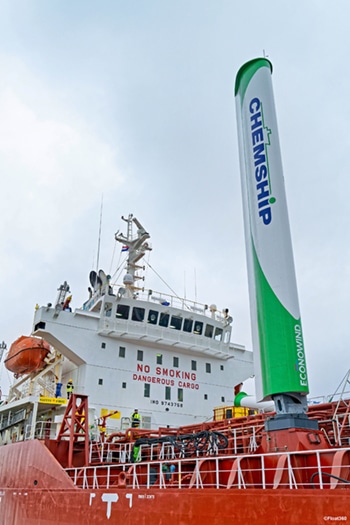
1, 395, 350, 524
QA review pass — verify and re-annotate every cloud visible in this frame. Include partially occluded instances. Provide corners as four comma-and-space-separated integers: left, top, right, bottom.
0, 55, 124, 272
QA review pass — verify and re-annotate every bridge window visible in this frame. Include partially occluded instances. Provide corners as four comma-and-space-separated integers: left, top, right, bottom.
116, 304, 130, 319
170, 315, 182, 330
159, 312, 169, 327
194, 322, 203, 335
148, 310, 158, 324
205, 324, 214, 338
214, 327, 223, 341
144, 384, 150, 398
183, 318, 193, 332
137, 350, 143, 361
132, 307, 145, 322
34, 321, 46, 331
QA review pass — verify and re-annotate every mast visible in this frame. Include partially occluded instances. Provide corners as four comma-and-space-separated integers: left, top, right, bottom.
115, 214, 152, 297
235, 59, 315, 430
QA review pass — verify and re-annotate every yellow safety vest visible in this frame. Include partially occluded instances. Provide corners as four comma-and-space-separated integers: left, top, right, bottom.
131, 412, 140, 427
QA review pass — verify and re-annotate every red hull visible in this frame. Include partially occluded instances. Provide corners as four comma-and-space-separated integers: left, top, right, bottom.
0, 440, 349, 525
1, 487, 349, 525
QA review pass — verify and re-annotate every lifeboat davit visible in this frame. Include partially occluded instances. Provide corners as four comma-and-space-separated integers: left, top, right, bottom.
4, 336, 51, 376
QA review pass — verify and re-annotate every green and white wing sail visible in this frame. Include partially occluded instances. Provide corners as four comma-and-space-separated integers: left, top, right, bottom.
235, 59, 309, 401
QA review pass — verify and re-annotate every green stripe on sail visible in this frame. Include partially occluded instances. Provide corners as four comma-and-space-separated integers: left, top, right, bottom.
252, 242, 309, 397
235, 58, 272, 102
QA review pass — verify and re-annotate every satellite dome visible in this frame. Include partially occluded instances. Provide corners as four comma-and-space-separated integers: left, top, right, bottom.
123, 273, 134, 285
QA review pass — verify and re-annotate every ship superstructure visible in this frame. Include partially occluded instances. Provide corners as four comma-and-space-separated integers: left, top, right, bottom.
0, 213, 253, 443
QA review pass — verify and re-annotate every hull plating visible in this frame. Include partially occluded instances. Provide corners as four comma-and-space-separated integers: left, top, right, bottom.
1, 487, 348, 525
1, 440, 349, 525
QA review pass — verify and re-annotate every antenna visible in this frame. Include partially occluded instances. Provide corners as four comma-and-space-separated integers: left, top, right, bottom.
194, 268, 197, 303
96, 195, 103, 271
0, 341, 6, 362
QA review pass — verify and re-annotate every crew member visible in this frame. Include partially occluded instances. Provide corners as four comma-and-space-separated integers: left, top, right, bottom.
132, 444, 141, 462
55, 381, 63, 398
131, 409, 141, 428
63, 295, 72, 311
66, 379, 74, 399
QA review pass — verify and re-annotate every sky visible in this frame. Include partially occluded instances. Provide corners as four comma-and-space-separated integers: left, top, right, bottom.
0, 0, 349, 401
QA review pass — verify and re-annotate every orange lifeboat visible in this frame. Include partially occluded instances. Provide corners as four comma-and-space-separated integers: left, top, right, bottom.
4, 336, 51, 376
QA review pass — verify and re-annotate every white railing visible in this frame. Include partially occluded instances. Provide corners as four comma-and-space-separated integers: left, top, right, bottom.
309, 391, 350, 405
66, 447, 350, 491
82, 286, 229, 323
93, 429, 249, 465
24, 420, 61, 440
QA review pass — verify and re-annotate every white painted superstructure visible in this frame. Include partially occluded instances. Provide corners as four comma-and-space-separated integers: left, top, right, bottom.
7, 214, 254, 431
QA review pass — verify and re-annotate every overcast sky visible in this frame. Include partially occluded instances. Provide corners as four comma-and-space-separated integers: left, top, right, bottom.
0, 1, 349, 400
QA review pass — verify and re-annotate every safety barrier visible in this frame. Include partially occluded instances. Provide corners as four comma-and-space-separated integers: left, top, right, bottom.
66, 447, 350, 491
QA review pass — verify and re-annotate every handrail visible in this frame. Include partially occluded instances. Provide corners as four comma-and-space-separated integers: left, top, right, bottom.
66, 447, 350, 491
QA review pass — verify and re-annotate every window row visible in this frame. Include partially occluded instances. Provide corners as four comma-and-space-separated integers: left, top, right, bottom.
115, 346, 225, 373
97, 378, 225, 403
109, 303, 224, 341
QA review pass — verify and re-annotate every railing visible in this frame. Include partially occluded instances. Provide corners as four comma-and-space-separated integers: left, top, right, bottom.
89, 426, 261, 465
82, 286, 229, 323
97, 317, 234, 359
106, 420, 350, 465
24, 420, 61, 440
309, 391, 350, 405
66, 447, 350, 491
